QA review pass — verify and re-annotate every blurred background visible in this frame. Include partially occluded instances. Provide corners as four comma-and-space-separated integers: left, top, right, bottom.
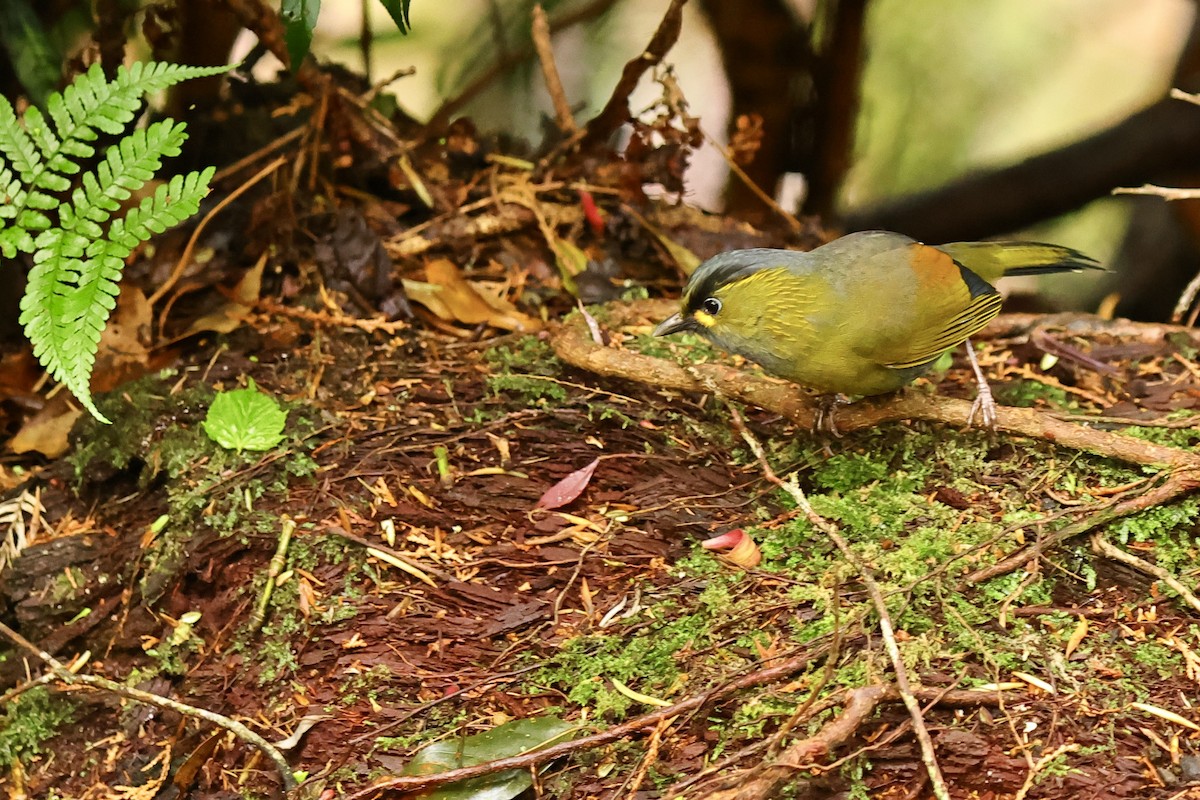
248, 0, 1200, 317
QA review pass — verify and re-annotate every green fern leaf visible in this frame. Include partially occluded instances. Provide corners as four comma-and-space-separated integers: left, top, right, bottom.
0, 95, 39, 181
6, 61, 228, 422
19, 167, 214, 422
2, 62, 226, 229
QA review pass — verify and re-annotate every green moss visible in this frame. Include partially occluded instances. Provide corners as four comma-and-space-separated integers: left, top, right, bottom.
0, 687, 77, 763
994, 379, 1078, 410
486, 373, 568, 403
484, 337, 561, 374
628, 331, 724, 363
1130, 641, 1183, 678
68, 371, 216, 483
484, 337, 568, 403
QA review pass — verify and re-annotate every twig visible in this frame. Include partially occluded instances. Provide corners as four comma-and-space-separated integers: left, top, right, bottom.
703, 128, 802, 234
550, 300, 1200, 470
427, 0, 618, 131
1090, 532, 1200, 614
1112, 184, 1200, 201
1171, 87, 1200, 106
966, 468, 1200, 584
323, 524, 454, 582
581, 0, 688, 147
623, 715, 674, 799
1013, 743, 1081, 800
0, 619, 297, 793
727, 406, 951, 800
684, 685, 888, 800
248, 517, 296, 634
150, 155, 287, 309
1171, 266, 1200, 324
531, 5, 577, 135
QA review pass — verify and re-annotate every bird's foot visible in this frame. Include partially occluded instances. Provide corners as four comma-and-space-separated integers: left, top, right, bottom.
967, 383, 998, 430
814, 393, 852, 438
963, 339, 998, 430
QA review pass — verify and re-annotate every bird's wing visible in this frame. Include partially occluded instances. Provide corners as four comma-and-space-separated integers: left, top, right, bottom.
872, 243, 1003, 370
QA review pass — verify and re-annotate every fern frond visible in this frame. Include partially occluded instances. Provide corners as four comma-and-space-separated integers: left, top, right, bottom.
62, 119, 189, 240
0, 95, 40, 181
19, 166, 215, 421
106, 167, 214, 248
1, 62, 227, 236
116, 61, 231, 97
20, 230, 104, 418
4, 61, 228, 422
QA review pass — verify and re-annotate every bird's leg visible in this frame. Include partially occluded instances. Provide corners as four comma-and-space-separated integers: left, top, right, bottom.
814, 393, 851, 438
964, 339, 998, 430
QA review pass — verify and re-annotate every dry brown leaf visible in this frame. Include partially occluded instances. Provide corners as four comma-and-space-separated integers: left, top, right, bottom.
183, 256, 265, 336
9, 397, 83, 458
1064, 616, 1089, 660
408, 259, 542, 332
92, 286, 152, 390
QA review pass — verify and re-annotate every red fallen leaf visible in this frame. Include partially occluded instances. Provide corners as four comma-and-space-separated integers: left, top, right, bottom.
535, 457, 599, 510
579, 189, 605, 237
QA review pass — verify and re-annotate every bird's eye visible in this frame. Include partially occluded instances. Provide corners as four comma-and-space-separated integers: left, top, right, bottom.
701, 297, 722, 316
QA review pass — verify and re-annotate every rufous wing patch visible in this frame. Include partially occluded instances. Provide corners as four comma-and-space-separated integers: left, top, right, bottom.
879, 245, 1003, 370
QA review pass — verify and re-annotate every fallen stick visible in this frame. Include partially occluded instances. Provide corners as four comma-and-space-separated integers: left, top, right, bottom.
550, 300, 1200, 471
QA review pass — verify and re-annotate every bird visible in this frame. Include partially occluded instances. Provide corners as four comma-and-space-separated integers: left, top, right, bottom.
653, 230, 1102, 431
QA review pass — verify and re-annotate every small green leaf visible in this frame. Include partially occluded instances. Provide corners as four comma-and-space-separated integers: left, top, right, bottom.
281, 0, 321, 71
203, 380, 287, 451
375, 0, 413, 34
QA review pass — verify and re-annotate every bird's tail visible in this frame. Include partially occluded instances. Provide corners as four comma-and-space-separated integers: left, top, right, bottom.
938, 241, 1103, 282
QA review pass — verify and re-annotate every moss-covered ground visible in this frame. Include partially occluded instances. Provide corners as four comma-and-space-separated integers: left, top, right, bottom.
4, 313, 1200, 800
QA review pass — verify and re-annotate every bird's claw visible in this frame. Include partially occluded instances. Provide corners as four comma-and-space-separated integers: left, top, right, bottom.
813, 394, 851, 438
967, 382, 998, 430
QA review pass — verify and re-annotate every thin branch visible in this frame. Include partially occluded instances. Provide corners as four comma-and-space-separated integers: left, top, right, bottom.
427, 0, 619, 131
727, 405, 950, 800
581, 0, 689, 147
550, 300, 1200, 471
343, 645, 831, 799
531, 4, 577, 135
150, 155, 288, 308
965, 468, 1200, 584
1090, 532, 1200, 614
1112, 184, 1200, 201
704, 128, 803, 234
0, 619, 297, 792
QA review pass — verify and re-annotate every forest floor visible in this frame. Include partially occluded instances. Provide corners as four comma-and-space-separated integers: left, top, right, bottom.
5, 48, 1200, 800
5, 277, 1200, 800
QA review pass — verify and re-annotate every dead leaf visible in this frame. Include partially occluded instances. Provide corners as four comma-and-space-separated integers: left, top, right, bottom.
92, 286, 152, 392
9, 397, 82, 458
405, 259, 542, 332
535, 458, 599, 510
1064, 616, 1089, 659
182, 255, 265, 336
408, 261, 544, 333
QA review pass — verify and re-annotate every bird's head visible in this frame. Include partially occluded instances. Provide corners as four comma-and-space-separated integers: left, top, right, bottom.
653, 249, 800, 344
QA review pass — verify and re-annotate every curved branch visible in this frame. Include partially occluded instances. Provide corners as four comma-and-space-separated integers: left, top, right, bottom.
551, 300, 1200, 470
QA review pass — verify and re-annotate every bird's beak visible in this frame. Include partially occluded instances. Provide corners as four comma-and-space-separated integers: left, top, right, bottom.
653, 312, 694, 337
